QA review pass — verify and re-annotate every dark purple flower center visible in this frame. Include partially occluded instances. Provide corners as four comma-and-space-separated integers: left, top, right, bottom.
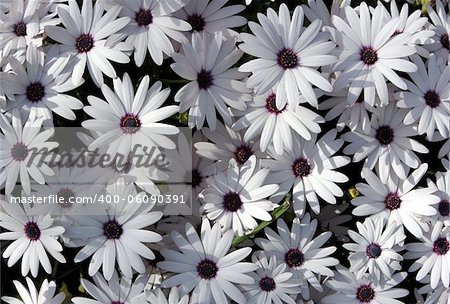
197, 69, 213, 90
259, 276, 276, 292
234, 144, 253, 165
285, 248, 304, 268
14, 22, 27, 36
292, 158, 311, 178
76, 33, 94, 53
103, 219, 123, 239
11, 142, 28, 161
191, 168, 202, 188
223, 192, 243, 212
366, 243, 382, 259
265, 93, 285, 114
384, 192, 402, 210
57, 188, 75, 207
135, 8, 153, 26
438, 200, 450, 217
111, 302, 123, 304
120, 113, 141, 134
24, 222, 40, 241
424, 90, 441, 108
187, 14, 206, 32
197, 259, 218, 279
441, 33, 449, 51
360, 46, 378, 65
277, 48, 298, 69
375, 125, 394, 145
26, 82, 45, 102
356, 284, 375, 303
434, 238, 450, 255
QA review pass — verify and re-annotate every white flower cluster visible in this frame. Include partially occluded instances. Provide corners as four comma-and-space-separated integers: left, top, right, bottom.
0, 0, 449, 303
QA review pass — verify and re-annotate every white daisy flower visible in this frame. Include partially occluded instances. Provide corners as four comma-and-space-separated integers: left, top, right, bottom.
71, 271, 148, 304
406, 221, 450, 288
342, 102, 429, 183
68, 181, 163, 280
148, 287, 189, 304
382, 1, 435, 58
200, 155, 278, 236
194, 120, 266, 170
175, 0, 246, 34
396, 54, 450, 140
0, 201, 66, 277
82, 73, 179, 159
0, 113, 58, 195
242, 252, 301, 304
322, 267, 409, 304
45, 0, 132, 87
232, 90, 324, 155
0, 0, 60, 60
428, 170, 450, 226
158, 220, 258, 304
265, 130, 350, 216
116, 0, 191, 67
332, 2, 418, 105
426, 0, 450, 62
1, 277, 65, 304
255, 214, 339, 300
1, 44, 83, 127
351, 165, 439, 239
343, 217, 404, 282
319, 90, 375, 134
172, 31, 248, 130
239, 4, 335, 109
